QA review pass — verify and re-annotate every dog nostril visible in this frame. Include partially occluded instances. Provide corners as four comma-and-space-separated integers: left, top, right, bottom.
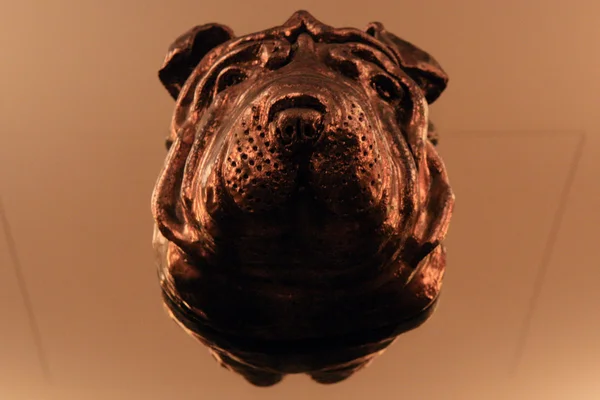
284, 124, 296, 137
273, 108, 323, 145
303, 122, 317, 138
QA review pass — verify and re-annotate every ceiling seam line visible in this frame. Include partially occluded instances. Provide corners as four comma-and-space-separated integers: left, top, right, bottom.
509, 131, 587, 375
0, 196, 53, 384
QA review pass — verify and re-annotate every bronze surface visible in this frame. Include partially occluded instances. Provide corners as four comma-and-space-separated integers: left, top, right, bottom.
151, 10, 454, 386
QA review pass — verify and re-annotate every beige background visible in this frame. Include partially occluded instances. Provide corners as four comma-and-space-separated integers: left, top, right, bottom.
1, 0, 599, 399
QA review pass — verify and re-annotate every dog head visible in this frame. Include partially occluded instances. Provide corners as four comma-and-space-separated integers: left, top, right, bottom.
151, 12, 456, 384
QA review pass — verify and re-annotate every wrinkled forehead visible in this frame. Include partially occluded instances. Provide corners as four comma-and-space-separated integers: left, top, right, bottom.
219, 13, 401, 68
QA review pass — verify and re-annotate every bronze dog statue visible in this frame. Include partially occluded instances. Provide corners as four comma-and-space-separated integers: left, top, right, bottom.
151, 10, 455, 386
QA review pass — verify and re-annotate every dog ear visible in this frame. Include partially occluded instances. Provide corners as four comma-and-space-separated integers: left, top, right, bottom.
365, 22, 448, 104
159, 24, 235, 100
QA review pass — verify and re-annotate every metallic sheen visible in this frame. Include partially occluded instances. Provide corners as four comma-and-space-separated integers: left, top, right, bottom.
151, 10, 455, 386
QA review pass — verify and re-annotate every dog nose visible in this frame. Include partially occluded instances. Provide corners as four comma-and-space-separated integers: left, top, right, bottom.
273, 108, 324, 145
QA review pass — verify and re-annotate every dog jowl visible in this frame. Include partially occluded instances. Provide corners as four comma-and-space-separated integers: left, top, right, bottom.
151, 10, 455, 386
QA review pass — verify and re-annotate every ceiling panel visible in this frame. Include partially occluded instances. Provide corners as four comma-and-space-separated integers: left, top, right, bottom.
511, 134, 599, 400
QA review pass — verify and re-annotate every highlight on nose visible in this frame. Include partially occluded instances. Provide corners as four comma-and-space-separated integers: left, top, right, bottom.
273, 108, 324, 145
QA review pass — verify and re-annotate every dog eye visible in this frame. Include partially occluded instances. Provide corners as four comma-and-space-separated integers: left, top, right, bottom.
371, 74, 401, 102
329, 59, 360, 80
215, 67, 248, 93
